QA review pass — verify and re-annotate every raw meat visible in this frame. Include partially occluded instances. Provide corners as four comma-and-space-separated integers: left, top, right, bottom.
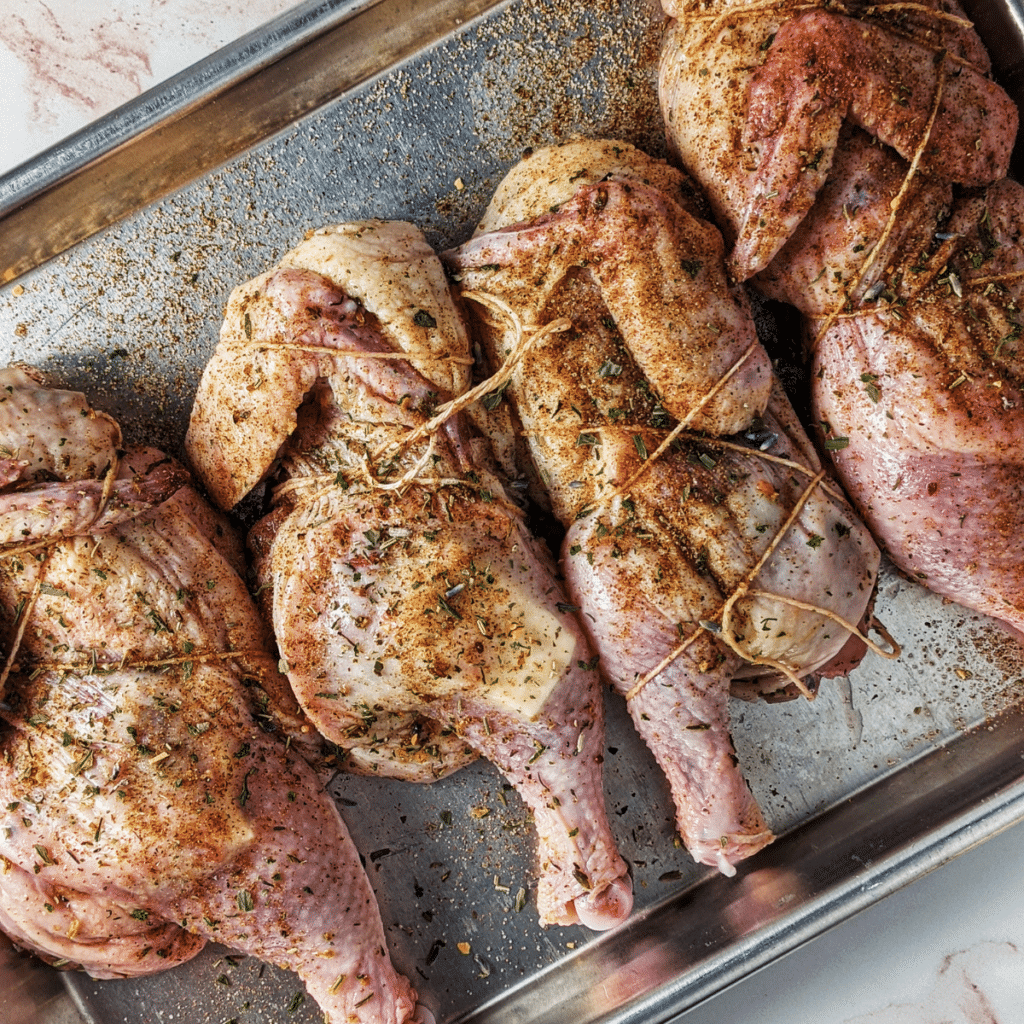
0, 367, 418, 1024
659, 0, 1016, 279
186, 221, 633, 929
757, 132, 1024, 638
659, 2, 1024, 640
443, 140, 885, 874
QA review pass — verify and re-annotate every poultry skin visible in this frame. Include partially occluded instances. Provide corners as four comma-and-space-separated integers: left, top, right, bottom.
444, 140, 884, 875
659, 0, 1016, 280
659, 1, 1024, 639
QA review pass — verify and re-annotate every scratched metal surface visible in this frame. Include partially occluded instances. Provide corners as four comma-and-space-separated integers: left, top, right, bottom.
1, 1, 1024, 1023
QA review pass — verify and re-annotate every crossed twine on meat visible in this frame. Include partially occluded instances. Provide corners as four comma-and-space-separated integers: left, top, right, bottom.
235, 265, 904, 705
18, 0, 999, 707
0, 463, 282, 706
0, 282, 898, 713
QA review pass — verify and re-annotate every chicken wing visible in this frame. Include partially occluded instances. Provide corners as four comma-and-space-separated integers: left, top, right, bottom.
659, 0, 1016, 279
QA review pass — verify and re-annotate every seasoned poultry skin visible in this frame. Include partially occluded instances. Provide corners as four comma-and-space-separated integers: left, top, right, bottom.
0, 368, 418, 1024
758, 132, 1024, 638
659, 2, 1024, 640
444, 140, 882, 875
659, 0, 1017, 280
186, 221, 633, 930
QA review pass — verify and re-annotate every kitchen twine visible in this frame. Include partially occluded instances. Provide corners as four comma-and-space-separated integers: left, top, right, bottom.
809, 47, 947, 350
0, 452, 125, 699
815, 119, 1024, 361
684, 1, 972, 37
684, 0, 996, 353
240, 284, 900, 701
268, 292, 573, 511
704, 1, 976, 351
445, 292, 900, 703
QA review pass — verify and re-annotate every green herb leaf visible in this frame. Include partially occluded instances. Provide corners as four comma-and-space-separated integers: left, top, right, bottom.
239, 768, 256, 807
482, 380, 510, 410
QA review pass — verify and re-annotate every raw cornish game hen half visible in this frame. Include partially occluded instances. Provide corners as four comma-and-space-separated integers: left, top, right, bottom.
0, 367, 418, 1024
659, 0, 1024, 639
186, 220, 633, 930
444, 140, 889, 875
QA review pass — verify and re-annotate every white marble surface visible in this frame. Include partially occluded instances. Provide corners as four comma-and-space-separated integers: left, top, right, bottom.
0, 0, 300, 176
2, 3, 1024, 1023
678, 822, 1024, 1024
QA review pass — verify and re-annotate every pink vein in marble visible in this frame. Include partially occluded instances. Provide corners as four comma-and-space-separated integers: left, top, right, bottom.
3, 4, 151, 123
1, 1, 300, 174
845, 941, 1023, 1024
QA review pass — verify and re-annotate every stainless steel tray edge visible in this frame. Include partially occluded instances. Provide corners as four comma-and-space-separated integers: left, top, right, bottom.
456, 702, 1024, 1024
1, 0, 1023, 1022
0, 0, 511, 285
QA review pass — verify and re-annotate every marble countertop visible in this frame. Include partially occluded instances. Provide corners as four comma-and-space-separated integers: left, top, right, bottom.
1, 0, 300, 176
2, 3, 1024, 1023
680, 823, 1024, 1024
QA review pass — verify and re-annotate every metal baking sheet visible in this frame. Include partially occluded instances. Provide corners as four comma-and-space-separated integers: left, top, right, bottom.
2, 0, 1024, 1022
